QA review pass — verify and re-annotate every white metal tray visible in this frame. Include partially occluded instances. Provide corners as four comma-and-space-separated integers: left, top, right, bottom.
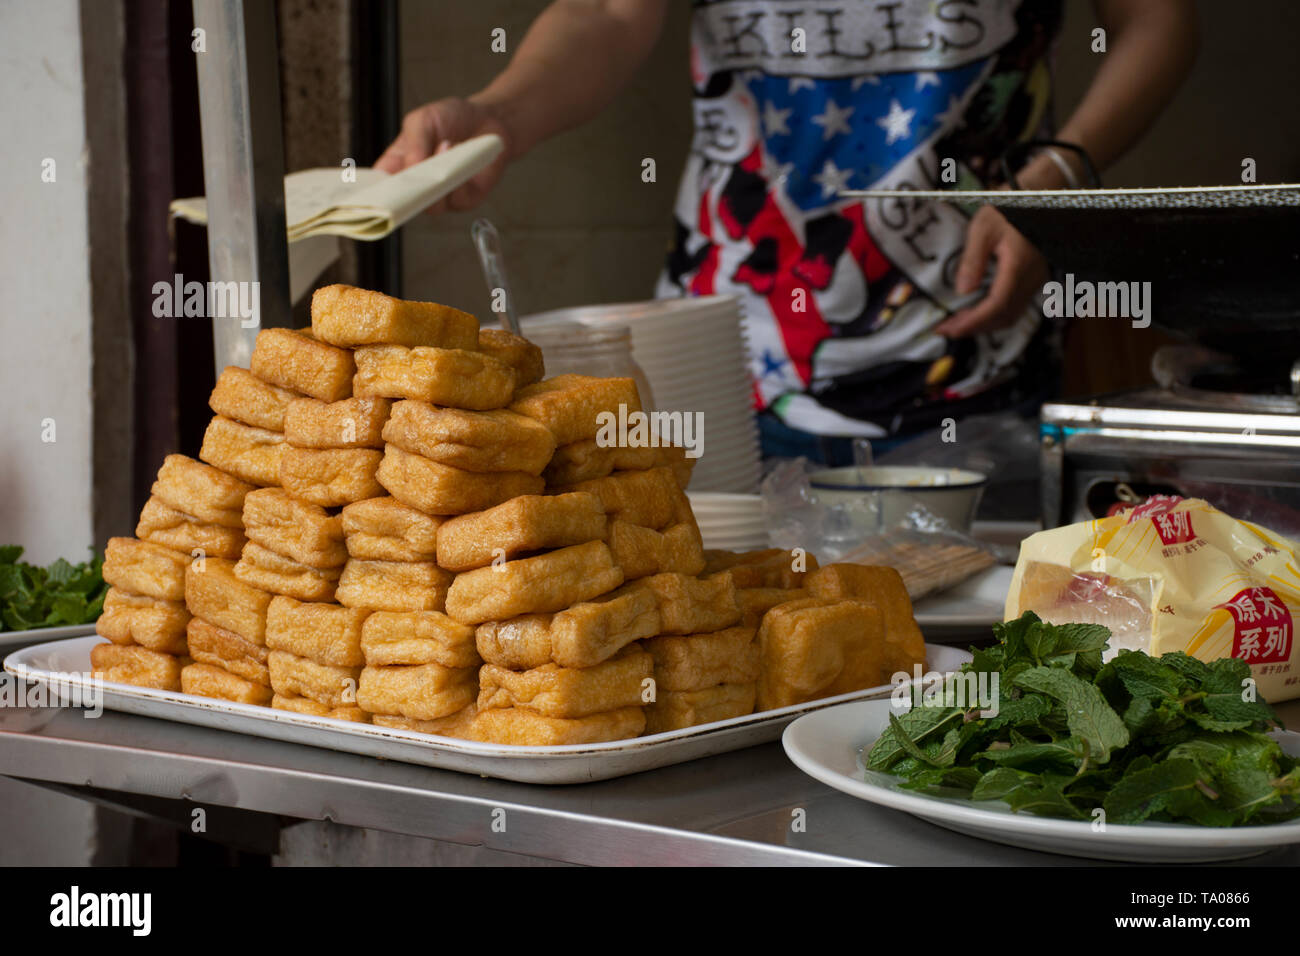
5, 636, 970, 785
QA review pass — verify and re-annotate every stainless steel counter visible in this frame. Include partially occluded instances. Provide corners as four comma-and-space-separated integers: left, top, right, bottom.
2, 702, 1298, 867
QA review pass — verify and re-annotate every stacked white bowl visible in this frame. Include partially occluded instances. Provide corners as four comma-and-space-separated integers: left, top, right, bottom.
521, 296, 762, 493
687, 492, 769, 551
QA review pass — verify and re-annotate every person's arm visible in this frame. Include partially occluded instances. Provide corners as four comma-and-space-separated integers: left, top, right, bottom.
375, 0, 669, 212
937, 0, 1198, 337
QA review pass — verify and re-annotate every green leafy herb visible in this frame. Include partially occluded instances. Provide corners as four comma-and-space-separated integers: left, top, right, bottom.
864, 611, 1300, 827
0, 546, 107, 632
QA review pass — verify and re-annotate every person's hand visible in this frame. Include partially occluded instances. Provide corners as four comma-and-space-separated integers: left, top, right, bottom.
373, 96, 513, 213
935, 205, 1049, 337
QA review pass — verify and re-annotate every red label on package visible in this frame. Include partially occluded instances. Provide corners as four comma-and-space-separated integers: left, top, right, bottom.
1216, 586, 1292, 664
1126, 496, 1195, 544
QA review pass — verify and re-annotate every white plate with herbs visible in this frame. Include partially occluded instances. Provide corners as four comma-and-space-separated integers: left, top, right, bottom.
784, 697, 1300, 863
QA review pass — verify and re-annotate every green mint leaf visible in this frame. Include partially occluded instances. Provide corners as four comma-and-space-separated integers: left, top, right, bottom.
1199, 658, 1278, 728
1159, 651, 1210, 685
1109, 650, 1185, 701
1023, 619, 1059, 663
1104, 757, 1203, 824
1005, 778, 1087, 820
1014, 666, 1130, 763
972, 767, 1037, 801
885, 712, 944, 768
865, 706, 962, 771
975, 736, 1089, 772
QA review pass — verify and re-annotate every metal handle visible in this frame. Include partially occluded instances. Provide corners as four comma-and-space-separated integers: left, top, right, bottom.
471, 218, 521, 335
193, 0, 293, 374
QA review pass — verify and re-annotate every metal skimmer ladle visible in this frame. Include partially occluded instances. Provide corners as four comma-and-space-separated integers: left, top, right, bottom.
471, 218, 521, 335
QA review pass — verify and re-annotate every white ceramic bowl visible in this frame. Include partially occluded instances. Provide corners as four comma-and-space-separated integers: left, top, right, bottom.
807, 465, 986, 534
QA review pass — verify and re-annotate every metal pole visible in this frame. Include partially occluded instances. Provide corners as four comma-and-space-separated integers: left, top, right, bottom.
193, 0, 292, 375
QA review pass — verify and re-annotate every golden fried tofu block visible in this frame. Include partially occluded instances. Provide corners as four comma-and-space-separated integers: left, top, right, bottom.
755, 598, 887, 711
283, 396, 391, 449
209, 365, 299, 431
186, 617, 270, 686
644, 624, 759, 692
555, 467, 680, 529
353, 344, 515, 409
91, 642, 184, 691
279, 446, 384, 508
267, 649, 361, 707
234, 542, 341, 603
340, 496, 442, 562
265, 595, 369, 667
371, 706, 476, 738
241, 488, 346, 568
272, 693, 370, 722
382, 401, 555, 475
477, 328, 544, 387
806, 564, 926, 677
445, 540, 624, 625
311, 284, 479, 350
635, 572, 741, 635
436, 492, 606, 572
376, 444, 542, 516
184, 557, 272, 644
136, 496, 247, 560
478, 646, 651, 719
199, 415, 287, 487
544, 440, 693, 488
335, 559, 452, 612
472, 706, 644, 746
361, 610, 479, 668
250, 327, 355, 402
704, 548, 819, 589
606, 518, 705, 581
96, 588, 190, 655
181, 661, 273, 705
357, 662, 478, 720
736, 587, 808, 627
475, 585, 659, 671
103, 537, 189, 602
644, 682, 756, 734
151, 454, 254, 529
509, 374, 642, 446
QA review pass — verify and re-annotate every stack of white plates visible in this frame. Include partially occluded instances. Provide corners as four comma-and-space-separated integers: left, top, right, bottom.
521, 296, 762, 493
687, 492, 770, 551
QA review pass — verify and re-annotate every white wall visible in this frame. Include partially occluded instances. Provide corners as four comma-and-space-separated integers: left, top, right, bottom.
0, 0, 96, 566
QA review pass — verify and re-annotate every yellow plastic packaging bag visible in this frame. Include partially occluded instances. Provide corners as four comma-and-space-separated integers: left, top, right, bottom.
1006, 496, 1300, 701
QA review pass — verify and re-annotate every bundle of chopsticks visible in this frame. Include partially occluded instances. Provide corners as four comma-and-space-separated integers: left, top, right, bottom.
837, 530, 996, 601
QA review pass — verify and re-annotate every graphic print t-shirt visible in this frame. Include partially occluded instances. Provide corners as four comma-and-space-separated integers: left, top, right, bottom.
657, 0, 1064, 438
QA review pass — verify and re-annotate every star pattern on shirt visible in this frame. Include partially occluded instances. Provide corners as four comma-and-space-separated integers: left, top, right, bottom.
761, 349, 790, 379
934, 94, 966, 130
761, 101, 793, 137
760, 151, 795, 190
811, 99, 854, 141
740, 57, 988, 212
876, 99, 916, 146
811, 159, 853, 199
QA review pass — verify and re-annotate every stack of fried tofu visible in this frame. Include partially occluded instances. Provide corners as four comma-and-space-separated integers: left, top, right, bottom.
93, 455, 257, 690
94, 282, 929, 746
448, 375, 692, 745
700, 551, 927, 713
337, 298, 551, 733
